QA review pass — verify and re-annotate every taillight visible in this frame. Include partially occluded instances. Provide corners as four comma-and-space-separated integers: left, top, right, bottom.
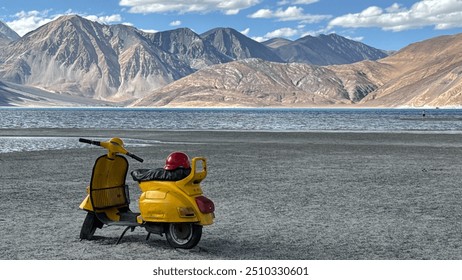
195, 196, 215, 214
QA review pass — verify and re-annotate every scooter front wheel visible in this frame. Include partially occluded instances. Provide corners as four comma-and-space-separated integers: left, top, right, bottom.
80, 212, 103, 240
165, 223, 202, 249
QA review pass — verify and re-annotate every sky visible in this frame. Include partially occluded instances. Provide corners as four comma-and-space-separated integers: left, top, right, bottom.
1, 0, 462, 51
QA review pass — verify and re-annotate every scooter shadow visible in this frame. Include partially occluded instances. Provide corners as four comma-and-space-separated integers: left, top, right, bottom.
80, 233, 222, 257
84, 233, 171, 248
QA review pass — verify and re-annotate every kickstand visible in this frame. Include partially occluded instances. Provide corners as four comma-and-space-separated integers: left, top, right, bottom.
116, 226, 135, 245
146, 232, 151, 241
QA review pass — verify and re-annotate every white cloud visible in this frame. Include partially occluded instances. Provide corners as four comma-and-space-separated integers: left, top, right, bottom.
6, 10, 57, 36
6, 10, 123, 36
328, 0, 462, 32
140, 28, 159, 33
253, 27, 298, 41
266, 27, 298, 37
84, 14, 122, 24
300, 26, 330, 37
292, 0, 318, 4
277, 0, 318, 5
250, 8, 273, 18
252, 36, 266, 42
360, 6, 382, 17
344, 35, 364, 42
385, 3, 405, 13
240, 27, 250, 36
169, 20, 182, 26
119, 0, 260, 15
249, 6, 331, 23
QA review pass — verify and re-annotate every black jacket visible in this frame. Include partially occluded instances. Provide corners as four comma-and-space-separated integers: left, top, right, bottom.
131, 168, 191, 182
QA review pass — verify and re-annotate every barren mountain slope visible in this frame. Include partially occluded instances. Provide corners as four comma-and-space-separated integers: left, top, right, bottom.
270, 33, 388, 65
0, 20, 20, 45
144, 27, 231, 69
201, 28, 283, 62
131, 59, 378, 107
327, 60, 396, 102
0, 15, 195, 101
0, 80, 111, 106
359, 33, 462, 107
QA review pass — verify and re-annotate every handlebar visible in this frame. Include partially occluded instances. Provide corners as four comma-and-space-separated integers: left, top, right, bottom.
79, 137, 144, 162
79, 138, 101, 146
127, 152, 144, 163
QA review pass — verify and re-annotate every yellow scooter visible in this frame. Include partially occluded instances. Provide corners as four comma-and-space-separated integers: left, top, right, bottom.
78, 137, 215, 249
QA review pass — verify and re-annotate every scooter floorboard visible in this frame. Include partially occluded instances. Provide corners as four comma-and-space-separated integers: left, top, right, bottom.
95, 211, 140, 227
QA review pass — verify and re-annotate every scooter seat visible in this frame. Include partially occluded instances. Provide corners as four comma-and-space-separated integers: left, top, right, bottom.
131, 168, 191, 182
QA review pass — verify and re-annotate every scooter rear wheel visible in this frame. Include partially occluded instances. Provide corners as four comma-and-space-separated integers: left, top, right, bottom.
80, 212, 103, 240
165, 223, 202, 249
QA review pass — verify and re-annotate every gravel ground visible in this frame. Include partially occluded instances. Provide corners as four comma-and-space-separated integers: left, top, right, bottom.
1, 129, 462, 260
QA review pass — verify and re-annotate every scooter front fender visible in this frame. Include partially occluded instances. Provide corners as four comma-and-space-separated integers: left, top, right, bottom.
79, 194, 129, 223
79, 194, 93, 211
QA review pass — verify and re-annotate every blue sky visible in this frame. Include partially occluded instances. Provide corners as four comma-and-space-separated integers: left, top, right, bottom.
1, 0, 462, 51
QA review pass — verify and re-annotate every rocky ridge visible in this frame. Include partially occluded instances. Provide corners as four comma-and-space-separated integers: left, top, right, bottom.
265, 33, 388, 66
131, 58, 360, 107
0, 20, 19, 45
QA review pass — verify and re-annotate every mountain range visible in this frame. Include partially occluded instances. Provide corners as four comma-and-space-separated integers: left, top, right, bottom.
0, 15, 388, 106
133, 32, 462, 108
0, 14, 461, 108
264, 33, 388, 66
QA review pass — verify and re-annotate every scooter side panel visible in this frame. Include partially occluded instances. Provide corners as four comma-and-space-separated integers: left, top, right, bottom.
136, 158, 214, 226
139, 190, 200, 223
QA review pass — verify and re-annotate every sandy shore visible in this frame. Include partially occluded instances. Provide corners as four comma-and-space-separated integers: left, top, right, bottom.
1, 128, 462, 259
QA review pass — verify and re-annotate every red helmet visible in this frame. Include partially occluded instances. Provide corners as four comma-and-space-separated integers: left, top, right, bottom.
164, 152, 190, 170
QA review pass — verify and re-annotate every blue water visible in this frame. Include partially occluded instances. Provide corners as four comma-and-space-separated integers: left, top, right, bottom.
1, 107, 462, 152
2, 107, 462, 131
